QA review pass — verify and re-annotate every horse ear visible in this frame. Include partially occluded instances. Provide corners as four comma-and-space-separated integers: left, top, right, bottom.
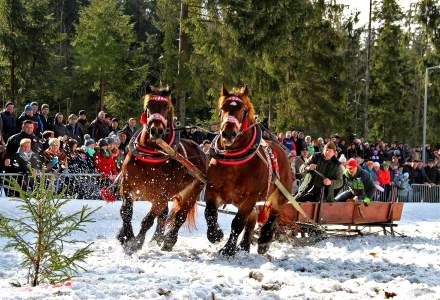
164, 85, 171, 96
145, 85, 152, 94
242, 85, 249, 96
221, 84, 229, 97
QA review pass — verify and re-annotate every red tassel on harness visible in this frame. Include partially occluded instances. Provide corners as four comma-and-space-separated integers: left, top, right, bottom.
140, 112, 148, 125
100, 188, 116, 202
241, 118, 249, 132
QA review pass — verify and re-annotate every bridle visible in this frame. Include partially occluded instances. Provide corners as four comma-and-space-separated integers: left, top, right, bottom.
140, 95, 170, 129
220, 96, 249, 137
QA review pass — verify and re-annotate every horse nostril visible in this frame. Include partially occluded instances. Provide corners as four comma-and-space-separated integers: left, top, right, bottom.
221, 131, 227, 138
231, 131, 237, 138
158, 127, 164, 136
150, 127, 158, 137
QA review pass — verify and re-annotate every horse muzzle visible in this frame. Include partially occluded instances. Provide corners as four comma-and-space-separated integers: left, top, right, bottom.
149, 125, 165, 140
221, 129, 238, 146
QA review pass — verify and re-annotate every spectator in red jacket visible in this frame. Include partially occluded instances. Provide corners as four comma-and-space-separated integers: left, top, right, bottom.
377, 162, 392, 201
94, 138, 117, 182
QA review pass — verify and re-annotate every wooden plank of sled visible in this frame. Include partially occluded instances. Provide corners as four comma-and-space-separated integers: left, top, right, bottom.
353, 202, 391, 224
389, 202, 404, 222
297, 202, 317, 223
318, 202, 355, 225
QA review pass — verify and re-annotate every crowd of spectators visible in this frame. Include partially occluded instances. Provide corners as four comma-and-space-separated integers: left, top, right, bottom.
0, 102, 139, 184
280, 130, 440, 201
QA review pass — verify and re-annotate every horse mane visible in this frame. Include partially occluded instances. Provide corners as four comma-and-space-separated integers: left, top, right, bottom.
218, 86, 256, 125
142, 86, 175, 120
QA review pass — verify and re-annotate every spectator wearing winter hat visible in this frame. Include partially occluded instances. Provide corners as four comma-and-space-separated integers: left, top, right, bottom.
16, 104, 40, 136
1, 102, 17, 142
94, 138, 117, 184
64, 139, 86, 174
295, 141, 343, 202
117, 130, 129, 154
82, 134, 96, 173
42, 137, 67, 173
335, 158, 375, 205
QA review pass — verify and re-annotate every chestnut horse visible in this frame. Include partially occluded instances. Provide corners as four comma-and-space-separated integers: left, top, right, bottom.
118, 86, 207, 253
205, 86, 293, 256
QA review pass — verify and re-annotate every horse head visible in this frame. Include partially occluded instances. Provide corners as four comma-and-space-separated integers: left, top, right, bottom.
142, 85, 174, 140
218, 85, 256, 147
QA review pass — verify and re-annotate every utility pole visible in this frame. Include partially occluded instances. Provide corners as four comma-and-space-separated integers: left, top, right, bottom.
422, 65, 440, 163
364, 0, 372, 140
177, 1, 189, 126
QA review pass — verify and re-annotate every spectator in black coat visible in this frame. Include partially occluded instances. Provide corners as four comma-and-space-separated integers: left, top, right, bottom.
1, 102, 17, 142
4, 120, 42, 166
110, 118, 120, 136
122, 117, 137, 141
53, 112, 69, 138
17, 104, 40, 136
410, 161, 431, 184
77, 110, 89, 134
425, 160, 440, 185
39, 104, 53, 132
89, 111, 110, 141
66, 114, 84, 145
9, 138, 40, 174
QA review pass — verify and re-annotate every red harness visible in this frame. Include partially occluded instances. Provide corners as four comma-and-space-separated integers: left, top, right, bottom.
132, 96, 175, 163
210, 125, 261, 166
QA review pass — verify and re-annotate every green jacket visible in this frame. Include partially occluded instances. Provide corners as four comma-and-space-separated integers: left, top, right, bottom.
343, 167, 376, 200
298, 152, 343, 201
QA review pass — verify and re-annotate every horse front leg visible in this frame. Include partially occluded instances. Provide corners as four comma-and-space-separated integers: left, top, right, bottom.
219, 210, 248, 257
117, 194, 135, 246
125, 202, 162, 253
162, 180, 202, 251
205, 192, 224, 244
151, 205, 169, 245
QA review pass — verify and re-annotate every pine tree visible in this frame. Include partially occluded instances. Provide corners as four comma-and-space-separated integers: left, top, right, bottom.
72, 0, 147, 114
0, 171, 99, 286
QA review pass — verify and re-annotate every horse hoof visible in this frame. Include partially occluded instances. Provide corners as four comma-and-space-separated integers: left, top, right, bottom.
238, 243, 251, 253
161, 235, 177, 251
207, 228, 224, 244
257, 242, 271, 255
151, 234, 164, 246
123, 238, 143, 254
219, 245, 236, 257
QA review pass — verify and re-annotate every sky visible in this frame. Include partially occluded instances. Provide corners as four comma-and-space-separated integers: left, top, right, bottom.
337, 0, 418, 26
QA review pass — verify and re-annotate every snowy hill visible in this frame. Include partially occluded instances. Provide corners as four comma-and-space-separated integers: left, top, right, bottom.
0, 199, 439, 300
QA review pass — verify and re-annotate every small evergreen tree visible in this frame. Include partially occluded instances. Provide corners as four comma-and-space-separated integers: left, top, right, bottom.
0, 171, 99, 287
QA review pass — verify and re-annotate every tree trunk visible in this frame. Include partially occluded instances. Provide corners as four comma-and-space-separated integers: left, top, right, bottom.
99, 80, 104, 111
10, 53, 16, 101
177, 1, 189, 125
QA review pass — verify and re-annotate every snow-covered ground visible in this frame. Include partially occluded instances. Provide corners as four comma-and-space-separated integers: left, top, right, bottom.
0, 198, 439, 300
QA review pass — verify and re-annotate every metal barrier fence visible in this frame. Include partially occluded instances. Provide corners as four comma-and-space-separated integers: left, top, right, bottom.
1, 173, 439, 202
0, 173, 104, 200
291, 179, 440, 203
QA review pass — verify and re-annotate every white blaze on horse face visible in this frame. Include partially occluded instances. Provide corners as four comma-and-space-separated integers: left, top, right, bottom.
221, 115, 241, 130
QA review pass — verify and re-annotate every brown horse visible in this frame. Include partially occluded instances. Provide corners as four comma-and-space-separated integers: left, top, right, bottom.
118, 86, 207, 253
205, 86, 293, 256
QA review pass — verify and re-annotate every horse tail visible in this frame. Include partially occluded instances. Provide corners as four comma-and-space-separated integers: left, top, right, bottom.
167, 179, 201, 231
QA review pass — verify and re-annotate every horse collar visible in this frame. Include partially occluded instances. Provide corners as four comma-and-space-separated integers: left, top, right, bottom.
209, 125, 262, 165
129, 126, 177, 163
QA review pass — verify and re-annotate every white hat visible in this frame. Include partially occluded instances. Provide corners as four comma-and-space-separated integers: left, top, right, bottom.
339, 154, 347, 163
